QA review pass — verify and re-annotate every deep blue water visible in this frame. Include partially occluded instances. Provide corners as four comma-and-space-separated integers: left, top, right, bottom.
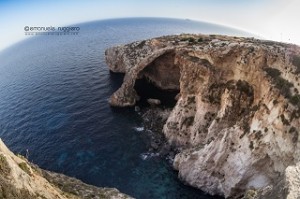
0, 18, 250, 199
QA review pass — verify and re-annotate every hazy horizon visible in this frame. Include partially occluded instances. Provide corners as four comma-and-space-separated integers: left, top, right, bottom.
0, 17, 258, 52
0, 0, 299, 51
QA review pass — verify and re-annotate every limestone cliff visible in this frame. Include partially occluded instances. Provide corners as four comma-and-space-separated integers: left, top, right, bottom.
0, 138, 132, 199
105, 34, 300, 198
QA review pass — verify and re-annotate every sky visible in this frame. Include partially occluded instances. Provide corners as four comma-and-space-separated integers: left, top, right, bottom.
0, 0, 299, 51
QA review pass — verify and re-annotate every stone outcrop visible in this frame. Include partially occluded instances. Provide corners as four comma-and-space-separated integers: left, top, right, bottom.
105, 34, 300, 198
147, 98, 161, 106
0, 139, 132, 199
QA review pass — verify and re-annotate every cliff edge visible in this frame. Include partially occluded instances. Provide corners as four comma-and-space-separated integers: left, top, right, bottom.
0, 138, 132, 199
105, 34, 300, 198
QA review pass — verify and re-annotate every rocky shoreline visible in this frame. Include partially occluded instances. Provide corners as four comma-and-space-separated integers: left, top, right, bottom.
106, 34, 300, 198
0, 139, 132, 199
139, 107, 177, 161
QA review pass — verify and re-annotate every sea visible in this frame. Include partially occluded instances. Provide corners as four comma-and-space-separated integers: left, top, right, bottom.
0, 18, 251, 199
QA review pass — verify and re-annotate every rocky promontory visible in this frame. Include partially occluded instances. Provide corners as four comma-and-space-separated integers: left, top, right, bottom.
0, 139, 132, 199
105, 34, 300, 198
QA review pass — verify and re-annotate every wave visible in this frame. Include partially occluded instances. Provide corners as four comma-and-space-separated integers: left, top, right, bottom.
133, 126, 144, 132
140, 152, 159, 160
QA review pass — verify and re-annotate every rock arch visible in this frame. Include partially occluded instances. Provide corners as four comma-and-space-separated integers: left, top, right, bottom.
108, 48, 179, 106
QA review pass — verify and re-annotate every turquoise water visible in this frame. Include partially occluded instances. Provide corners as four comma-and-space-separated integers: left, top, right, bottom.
0, 18, 250, 199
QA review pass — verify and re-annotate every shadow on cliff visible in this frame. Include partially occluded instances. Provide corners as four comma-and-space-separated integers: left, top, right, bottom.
134, 77, 179, 108
134, 50, 180, 108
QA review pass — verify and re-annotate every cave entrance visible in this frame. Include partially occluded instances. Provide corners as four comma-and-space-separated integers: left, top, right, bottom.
134, 78, 179, 107
134, 51, 180, 108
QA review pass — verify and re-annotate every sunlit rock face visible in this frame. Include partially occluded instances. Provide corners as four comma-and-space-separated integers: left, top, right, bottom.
106, 34, 300, 198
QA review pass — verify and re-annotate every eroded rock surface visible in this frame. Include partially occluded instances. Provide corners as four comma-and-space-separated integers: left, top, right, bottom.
0, 139, 133, 199
106, 34, 300, 198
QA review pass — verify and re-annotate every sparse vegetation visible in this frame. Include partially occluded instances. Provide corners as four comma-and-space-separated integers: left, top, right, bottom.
264, 67, 293, 98
254, 130, 263, 140
280, 114, 290, 126
188, 37, 195, 43
288, 126, 299, 143
180, 37, 195, 43
289, 126, 297, 134
263, 67, 300, 108
18, 162, 31, 175
251, 104, 259, 112
291, 108, 300, 120
183, 116, 195, 126
242, 121, 250, 135
249, 141, 254, 150
264, 67, 281, 77
292, 55, 300, 74
187, 96, 196, 104
16, 154, 26, 160
0, 155, 10, 175
290, 94, 300, 107
180, 37, 204, 44
237, 80, 254, 96
0, 155, 35, 199
0, 183, 33, 199
197, 38, 203, 42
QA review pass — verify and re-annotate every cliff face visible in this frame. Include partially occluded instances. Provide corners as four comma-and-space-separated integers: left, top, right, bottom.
0, 139, 132, 199
105, 34, 300, 198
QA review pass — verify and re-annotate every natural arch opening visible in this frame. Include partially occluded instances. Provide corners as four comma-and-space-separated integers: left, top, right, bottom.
134, 51, 180, 107
134, 78, 179, 107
